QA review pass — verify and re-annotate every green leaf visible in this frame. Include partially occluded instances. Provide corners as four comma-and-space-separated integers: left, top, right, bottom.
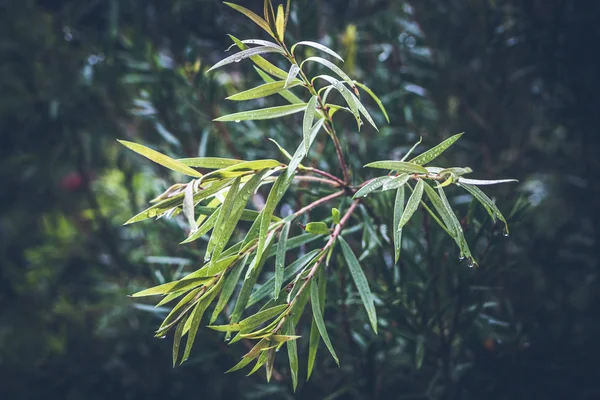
457, 177, 518, 186
230, 35, 288, 80
353, 176, 391, 198
416, 335, 425, 369
130, 277, 210, 297
292, 41, 344, 62
125, 178, 234, 225
285, 319, 299, 391
364, 160, 428, 174
210, 255, 248, 324
258, 174, 289, 257
422, 183, 459, 238
310, 275, 339, 366
399, 180, 425, 230
348, 90, 378, 130
178, 157, 243, 169
409, 133, 464, 165
436, 185, 474, 263
383, 173, 410, 191
172, 320, 185, 367
308, 267, 326, 379
248, 249, 320, 307
226, 80, 302, 101
274, 222, 290, 300
255, 67, 303, 104
226, 339, 268, 373
393, 187, 405, 263
181, 206, 219, 244
118, 140, 202, 177
209, 304, 288, 332
315, 75, 361, 127
302, 57, 355, 89
400, 137, 423, 161
214, 103, 307, 122
332, 208, 341, 224
354, 81, 389, 122
224, 2, 275, 38
275, 4, 285, 41
284, 64, 301, 89
459, 183, 509, 234
305, 222, 331, 235
229, 234, 276, 328
181, 278, 223, 363
268, 138, 293, 161
303, 96, 318, 154
287, 118, 326, 178
339, 237, 378, 333
183, 182, 197, 231
205, 177, 242, 262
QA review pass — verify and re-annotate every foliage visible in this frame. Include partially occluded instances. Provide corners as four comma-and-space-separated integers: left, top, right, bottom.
121, 1, 516, 388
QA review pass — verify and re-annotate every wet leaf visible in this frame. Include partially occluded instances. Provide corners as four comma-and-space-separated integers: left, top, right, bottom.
118, 140, 202, 177
364, 160, 427, 174
310, 274, 339, 366
409, 133, 463, 165
274, 221, 290, 300
226, 80, 301, 101
305, 222, 330, 235
208, 46, 284, 73
209, 304, 288, 332
399, 180, 425, 230
292, 41, 344, 62
393, 187, 405, 263
214, 103, 307, 122
303, 96, 318, 154
353, 176, 391, 198
354, 81, 389, 122
224, 2, 275, 38
178, 157, 243, 169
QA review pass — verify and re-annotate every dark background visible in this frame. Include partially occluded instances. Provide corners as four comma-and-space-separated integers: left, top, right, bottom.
1, 0, 599, 399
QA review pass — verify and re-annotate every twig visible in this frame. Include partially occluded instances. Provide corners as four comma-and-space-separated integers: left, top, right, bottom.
294, 175, 341, 187
292, 190, 345, 219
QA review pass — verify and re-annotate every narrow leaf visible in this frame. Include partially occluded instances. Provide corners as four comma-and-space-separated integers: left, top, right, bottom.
364, 160, 428, 174
353, 176, 391, 198
310, 276, 339, 365
332, 208, 341, 224
208, 46, 283, 73
230, 35, 288, 80
255, 67, 303, 104
292, 41, 344, 62
275, 4, 285, 41
172, 320, 185, 367
399, 180, 425, 230
460, 183, 510, 234
285, 319, 299, 391
209, 304, 288, 332
183, 182, 197, 231
118, 140, 202, 177
287, 118, 325, 178
354, 81, 389, 122
258, 174, 289, 257
285, 64, 301, 89
227, 80, 301, 101
178, 157, 243, 169
339, 237, 378, 333
409, 133, 464, 165
303, 57, 355, 88
224, 2, 275, 38
393, 187, 405, 263
303, 96, 318, 154
400, 137, 423, 162
457, 177, 519, 186
205, 177, 241, 261
214, 103, 307, 122
181, 206, 219, 244
274, 222, 290, 300
210, 255, 248, 324
383, 173, 410, 191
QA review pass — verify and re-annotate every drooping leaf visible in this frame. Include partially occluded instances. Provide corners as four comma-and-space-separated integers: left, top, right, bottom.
303, 96, 318, 154
183, 182, 197, 231
181, 206, 220, 244
118, 140, 202, 177
308, 267, 326, 379
258, 173, 289, 258
364, 160, 428, 174
224, 2, 275, 38
208, 46, 284, 73
305, 222, 330, 235
239, 39, 283, 49
172, 320, 186, 367
437, 185, 474, 263
422, 183, 459, 238
285, 319, 299, 391
230, 35, 288, 80
302, 57, 355, 88
287, 118, 326, 178
348, 90, 378, 130
353, 176, 392, 198
205, 177, 241, 261
354, 81, 389, 122
459, 183, 510, 234
339, 237, 378, 333
274, 221, 290, 300
409, 133, 464, 165
130, 277, 211, 297
310, 274, 339, 366
226, 80, 302, 101
399, 180, 425, 230
210, 255, 249, 324
214, 103, 307, 122
181, 277, 223, 362
292, 41, 344, 62
400, 137, 423, 162
393, 186, 405, 263
248, 249, 320, 307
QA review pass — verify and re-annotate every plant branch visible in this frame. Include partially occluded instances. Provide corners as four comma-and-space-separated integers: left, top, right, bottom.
294, 175, 341, 187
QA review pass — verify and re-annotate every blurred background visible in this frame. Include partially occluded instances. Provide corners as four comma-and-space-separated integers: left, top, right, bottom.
1, 0, 600, 399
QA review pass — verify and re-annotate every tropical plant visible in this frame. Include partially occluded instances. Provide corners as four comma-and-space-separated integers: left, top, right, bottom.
120, 0, 516, 390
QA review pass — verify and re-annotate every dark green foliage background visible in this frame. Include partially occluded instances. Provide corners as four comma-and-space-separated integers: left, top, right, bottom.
1, 0, 599, 399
